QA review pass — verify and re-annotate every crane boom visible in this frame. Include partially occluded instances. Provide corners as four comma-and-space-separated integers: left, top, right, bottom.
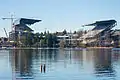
3, 28, 8, 38
2, 14, 16, 31
2, 18, 16, 20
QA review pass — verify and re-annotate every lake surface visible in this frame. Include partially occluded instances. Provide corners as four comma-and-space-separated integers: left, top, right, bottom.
0, 48, 120, 80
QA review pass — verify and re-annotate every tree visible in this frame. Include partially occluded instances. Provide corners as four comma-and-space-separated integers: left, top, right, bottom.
77, 30, 83, 37
63, 29, 67, 35
25, 32, 34, 47
73, 31, 77, 34
47, 34, 53, 47
34, 33, 40, 43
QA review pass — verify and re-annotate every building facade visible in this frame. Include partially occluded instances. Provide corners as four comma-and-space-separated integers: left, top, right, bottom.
9, 18, 41, 46
81, 20, 117, 47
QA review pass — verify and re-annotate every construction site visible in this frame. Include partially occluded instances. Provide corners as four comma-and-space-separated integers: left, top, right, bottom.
80, 20, 118, 47
0, 16, 42, 48
0, 17, 120, 48
56, 19, 120, 48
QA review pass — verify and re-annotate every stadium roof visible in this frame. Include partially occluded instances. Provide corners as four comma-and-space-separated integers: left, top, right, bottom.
82, 20, 117, 30
13, 18, 42, 26
81, 20, 117, 40
13, 18, 41, 31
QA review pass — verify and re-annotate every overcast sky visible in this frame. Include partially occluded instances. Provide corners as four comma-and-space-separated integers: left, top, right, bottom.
0, 0, 120, 37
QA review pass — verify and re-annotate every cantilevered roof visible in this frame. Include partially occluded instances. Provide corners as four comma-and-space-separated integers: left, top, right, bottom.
13, 18, 42, 25
81, 19, 117, 40
82, 20, 117, 30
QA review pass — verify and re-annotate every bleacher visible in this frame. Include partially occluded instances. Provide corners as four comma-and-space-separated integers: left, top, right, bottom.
81, 20, 117, 44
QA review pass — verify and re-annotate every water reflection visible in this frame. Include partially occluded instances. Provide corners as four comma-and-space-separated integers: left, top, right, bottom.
9, 49, 60, 79
7, 49, 120, 80
93, 49, 115, 78
9, 49, 33, 79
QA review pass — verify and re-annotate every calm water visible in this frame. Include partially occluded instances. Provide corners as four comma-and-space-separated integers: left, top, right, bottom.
0, 48, 120, 80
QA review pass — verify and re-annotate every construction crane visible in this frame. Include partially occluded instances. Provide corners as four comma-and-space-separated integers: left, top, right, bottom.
2, 14, 16, 31
3, 28, 8, 38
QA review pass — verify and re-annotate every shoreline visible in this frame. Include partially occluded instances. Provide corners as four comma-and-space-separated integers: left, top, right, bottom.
87, 47, 113, 49
0, 46, 119, 50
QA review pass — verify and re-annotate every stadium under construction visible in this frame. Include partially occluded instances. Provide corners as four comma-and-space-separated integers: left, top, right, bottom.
0, 19, 120, 48
80, 19, 119, 47
9, 18, 41, 47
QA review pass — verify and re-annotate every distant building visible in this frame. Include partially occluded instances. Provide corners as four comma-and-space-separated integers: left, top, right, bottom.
111, 29, 120, 47
9, 18, 41, 46
56, 33, 79, 48
81, 20, 117, 47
